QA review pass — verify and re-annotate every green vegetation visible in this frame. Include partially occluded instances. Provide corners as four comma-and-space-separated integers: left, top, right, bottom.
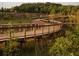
0, 2, 79, 15
0, 12, 43, 24
0, 2, 79, 24
49, 30, 79, 56
0, 2, 79, 56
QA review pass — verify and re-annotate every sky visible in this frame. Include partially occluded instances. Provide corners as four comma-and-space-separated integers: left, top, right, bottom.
0, 2, 79, 9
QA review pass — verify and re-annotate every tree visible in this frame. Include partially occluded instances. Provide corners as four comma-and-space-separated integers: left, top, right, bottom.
0, 7, 5, 12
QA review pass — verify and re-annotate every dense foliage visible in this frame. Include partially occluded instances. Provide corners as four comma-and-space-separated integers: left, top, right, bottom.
0, 2, 79, 15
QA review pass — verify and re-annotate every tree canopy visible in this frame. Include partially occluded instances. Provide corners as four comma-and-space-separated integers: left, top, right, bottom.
0, 2, 79, 15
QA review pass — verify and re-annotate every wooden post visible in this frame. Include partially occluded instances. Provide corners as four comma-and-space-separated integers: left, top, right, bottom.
32, 24, 34, 30
37, 37, 40, 55
48, 25, 50, 33
44, 38, 48, 55
42, 26, 44, 34
53, 23, 55, 32
34, 37, 38, 56
33, 24, 37, 55
10, 29, 12, 39
34, 24, 36, 36
41, 36, 44, 55
24, 28, 27, 39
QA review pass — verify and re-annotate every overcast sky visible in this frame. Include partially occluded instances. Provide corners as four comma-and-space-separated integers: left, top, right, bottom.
0, 2, 79, 9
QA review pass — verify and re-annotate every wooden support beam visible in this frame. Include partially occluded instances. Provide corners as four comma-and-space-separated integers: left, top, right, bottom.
34, 25, 36, 36
34, 37, 37, 56
24, 28, 27, 39
53, 24, 55, 32
48, 25, 50, 33
10, 29, 12, 39
42, 26, 44, 34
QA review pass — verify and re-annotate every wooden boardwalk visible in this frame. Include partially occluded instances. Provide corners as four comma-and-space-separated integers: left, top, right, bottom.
0, 20, 63, 41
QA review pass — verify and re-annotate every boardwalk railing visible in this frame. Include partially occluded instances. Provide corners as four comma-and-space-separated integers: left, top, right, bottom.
0, 23, 63, 41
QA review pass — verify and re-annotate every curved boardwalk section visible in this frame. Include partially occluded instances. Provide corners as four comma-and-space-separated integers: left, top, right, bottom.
0, 19, 63, 41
